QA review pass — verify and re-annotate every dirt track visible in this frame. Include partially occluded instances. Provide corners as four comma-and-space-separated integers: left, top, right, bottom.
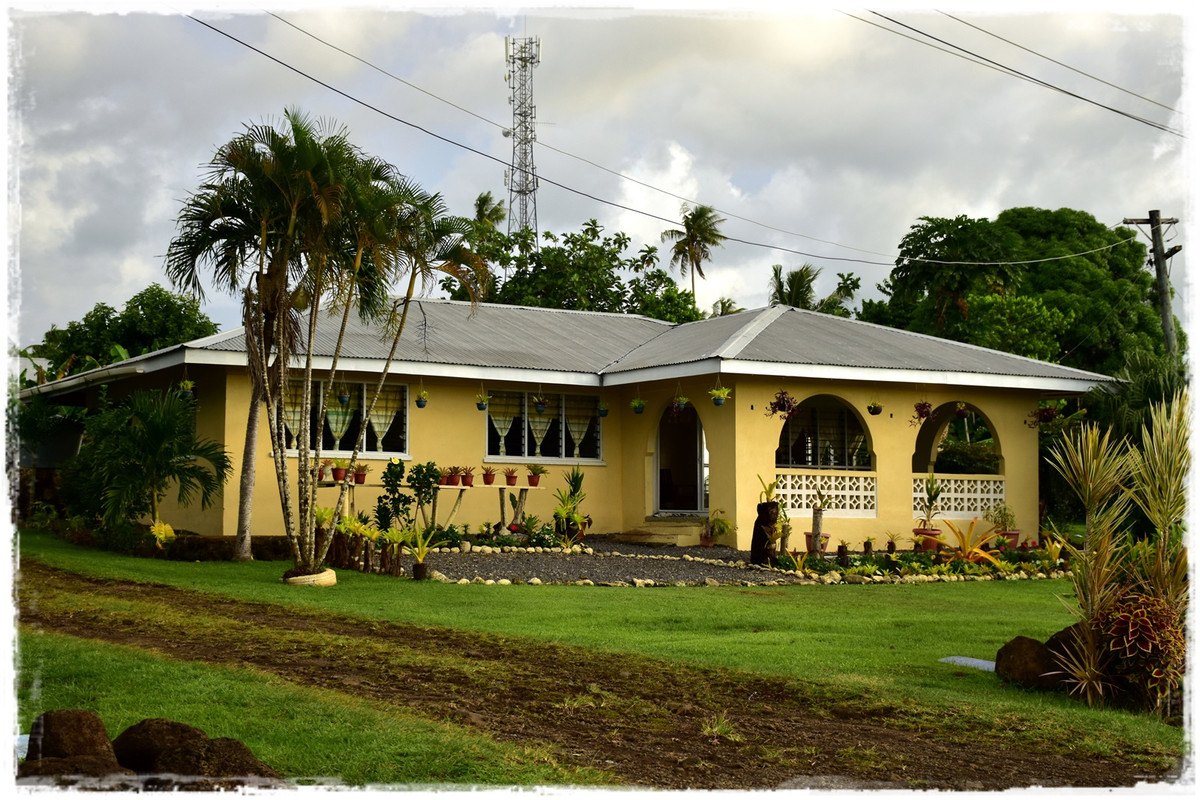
16, 560, 1178, 790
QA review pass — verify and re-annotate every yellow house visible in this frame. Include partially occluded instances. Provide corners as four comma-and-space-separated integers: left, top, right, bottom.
26, 300, 1113, 550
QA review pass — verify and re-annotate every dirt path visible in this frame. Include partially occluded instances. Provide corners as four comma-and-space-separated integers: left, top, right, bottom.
16, 560, 1172, 790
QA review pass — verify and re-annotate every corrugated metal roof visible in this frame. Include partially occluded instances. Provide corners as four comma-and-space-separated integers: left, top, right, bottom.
201, 299, 673, 374
603, 305, 1112, 383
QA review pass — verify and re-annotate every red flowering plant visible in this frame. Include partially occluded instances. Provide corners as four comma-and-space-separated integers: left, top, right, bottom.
911, 400, 933, 426
766, 390, 799, 419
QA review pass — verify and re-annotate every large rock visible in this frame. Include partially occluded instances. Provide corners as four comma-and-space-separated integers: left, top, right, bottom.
25, 709, 117, 763
113, 718, 283, 790
995, 635, 1065, 690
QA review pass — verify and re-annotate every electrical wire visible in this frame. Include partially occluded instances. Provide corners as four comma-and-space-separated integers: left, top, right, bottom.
854, 10, 1182, 137
939, 11, 1179, 115
187, 13, 1146, 271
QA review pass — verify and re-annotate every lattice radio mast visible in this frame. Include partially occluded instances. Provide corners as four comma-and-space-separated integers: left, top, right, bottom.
504, 35, 540, 240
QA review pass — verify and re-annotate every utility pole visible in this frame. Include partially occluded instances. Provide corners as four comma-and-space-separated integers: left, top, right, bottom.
504, 36, 540, 241
1123, 210, 1182, 357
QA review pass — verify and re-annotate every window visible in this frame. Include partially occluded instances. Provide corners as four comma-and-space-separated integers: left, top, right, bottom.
776, 396, 870, 469
486, 392, 601, 460
283, 381, 408, 454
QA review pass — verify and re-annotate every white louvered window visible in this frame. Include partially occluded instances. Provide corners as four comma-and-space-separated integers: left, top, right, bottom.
486, 391, 602, 460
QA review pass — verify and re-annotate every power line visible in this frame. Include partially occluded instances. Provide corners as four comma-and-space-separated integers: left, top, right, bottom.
854, 10, 1182, 137
185, 14, 1144, 272
939, 11, 1179, 115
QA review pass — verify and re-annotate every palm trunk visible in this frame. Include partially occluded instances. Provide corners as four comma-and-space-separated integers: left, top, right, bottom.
231, 387, 260, 562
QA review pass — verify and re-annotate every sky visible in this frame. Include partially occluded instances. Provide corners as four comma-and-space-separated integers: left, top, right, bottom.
4, 1, 1191, 353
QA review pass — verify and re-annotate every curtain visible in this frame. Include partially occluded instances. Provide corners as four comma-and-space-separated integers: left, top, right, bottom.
283, 382, 307, 449
564, 396, 595, 456
488, 392, 522, 456
367, 385, 403, 451
326, 386, 359, 449
528, 395, 558, 456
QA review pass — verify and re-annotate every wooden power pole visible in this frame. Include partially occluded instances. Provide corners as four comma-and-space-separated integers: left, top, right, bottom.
1123, 210, 1182, 357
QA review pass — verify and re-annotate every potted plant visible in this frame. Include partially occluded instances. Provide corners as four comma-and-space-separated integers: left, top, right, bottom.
503, 467, 519, 486
437, 466, 450, 486
709, 386, 732, 406
337, 386, 351, 405
983, 502, 1020, 548
531, 394, 547, 413
352, 463, 371, 485
445, 465, 461, 486
318, 457, 332, 482
670, 395, 689, 415
885, 530, 901, 554
526, 463, 549, 487
862, 535, 875, 557
482, 465, 497, 486
630, 397, 646, 414
836, 539, 850, 568
475, 391, 491, 411
597, 400, 609, 418
331, 458, 350, 482
403, 526, 448, 581
911, 400, 933, 425
460, 466, 475, 487
415, 388, 429, 409
867, 401, 883, 416
177, 379, 195, 400
700, 508, 734, 547
955, 401, 970, 419
913, 473, 942, 550
766, 389, 799, 419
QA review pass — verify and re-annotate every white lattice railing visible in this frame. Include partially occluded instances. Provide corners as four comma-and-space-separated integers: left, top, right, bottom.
776, 470, 877, 518
913, 474, 1005, 518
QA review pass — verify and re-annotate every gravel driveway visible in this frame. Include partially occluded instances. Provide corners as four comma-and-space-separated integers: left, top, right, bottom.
420, 540, 808, 586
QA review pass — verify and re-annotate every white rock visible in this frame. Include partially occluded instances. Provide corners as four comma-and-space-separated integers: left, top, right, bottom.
471, 576, 486, 584
571, 545, 582, 554
528, 577, 542, 585
459, 541, 472, 553
484, 579, 495, 585
585, 547, 594, 555
497, 578, 512, 585
457, 578, 470, 585
704, 577, 720, 587
576, 579, 594, 586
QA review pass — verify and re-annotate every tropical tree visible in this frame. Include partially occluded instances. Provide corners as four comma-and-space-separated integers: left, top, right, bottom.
98, 388, 233, 530
660, 203, 727, 299
710, 297, 744, 317
767, 264, 860, 317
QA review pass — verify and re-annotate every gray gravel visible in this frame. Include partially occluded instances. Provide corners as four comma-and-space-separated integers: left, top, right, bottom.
420, 540, 811, 586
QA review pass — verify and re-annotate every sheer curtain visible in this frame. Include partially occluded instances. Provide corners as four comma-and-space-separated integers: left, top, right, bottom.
326, 387, 359, 449
528, 395, 558, 456
283, 382, 307, 450
367, 385, 403, 451
564, 396, 595, 456
488, 392, 522, 456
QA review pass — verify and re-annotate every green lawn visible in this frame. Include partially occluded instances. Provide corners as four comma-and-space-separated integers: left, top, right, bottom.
16, 529, 1184, 779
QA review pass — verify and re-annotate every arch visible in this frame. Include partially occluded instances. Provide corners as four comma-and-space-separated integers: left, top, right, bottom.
911, 401, 1003, 474
656, 403, 708, 512
775, 394, 874, 470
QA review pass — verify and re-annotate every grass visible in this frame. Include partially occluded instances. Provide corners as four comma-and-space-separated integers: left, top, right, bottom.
16, 631, 610, 788
16, 529, 1185, 774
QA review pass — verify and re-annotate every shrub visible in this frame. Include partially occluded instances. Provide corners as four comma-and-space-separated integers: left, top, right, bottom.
934, 440, 999, 474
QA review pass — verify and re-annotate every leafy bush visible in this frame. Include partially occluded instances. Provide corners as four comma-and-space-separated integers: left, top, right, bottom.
934, 440, 999, 474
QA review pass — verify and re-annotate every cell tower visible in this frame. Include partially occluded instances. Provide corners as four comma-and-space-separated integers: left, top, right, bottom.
504, 36, 540, 239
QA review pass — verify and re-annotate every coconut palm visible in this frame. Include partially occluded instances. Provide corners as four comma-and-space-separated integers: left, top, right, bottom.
768, 264, 859, 317
660, 203, 726, 299
710, 297, 744, 317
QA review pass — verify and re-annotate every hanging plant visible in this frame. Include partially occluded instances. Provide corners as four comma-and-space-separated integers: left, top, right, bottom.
597, 400, 609, 418
416, 386, 429, 409
531, 394, 547, 414
709, 386, 731, 406
337, 385, 351, 405
766, 390, 799, 419
955, 401, 970, 419
1026, 404, 1061, 428
867, 401, 883, 416
476, 388, 491, 411
630, 397, 646, 414
670, 395, 690, 416
911, 400, 933, 426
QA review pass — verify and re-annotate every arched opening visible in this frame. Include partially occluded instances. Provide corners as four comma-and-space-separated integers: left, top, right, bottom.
912, 401, 1002, 474
776, 395, 873, 470
656, 404, 708, 512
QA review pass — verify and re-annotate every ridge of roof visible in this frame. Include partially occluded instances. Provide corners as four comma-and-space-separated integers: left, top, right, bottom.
711, 305, 789, 360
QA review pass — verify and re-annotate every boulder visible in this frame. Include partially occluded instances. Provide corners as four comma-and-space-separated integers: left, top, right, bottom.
995, 635, 1065, 690
25, 709, 117, 764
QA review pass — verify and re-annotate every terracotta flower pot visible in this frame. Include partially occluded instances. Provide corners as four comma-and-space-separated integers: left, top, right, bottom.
353, 472, 366, 485
914, 528, 941, 551
528, 475, 541, 487
483, 474, 496, 485
448, 474, 461, 486
505, 475, 518, 486
461, 475, 474, 487
332, 468, 348, 482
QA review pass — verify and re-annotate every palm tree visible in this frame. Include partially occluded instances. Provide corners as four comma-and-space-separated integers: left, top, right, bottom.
100, 389, 232, 529
660, 203, 727, 299
473, 190, 507, 230
710, 297, 744, 316
165, 109, 356, 563
768, 264, 859, 317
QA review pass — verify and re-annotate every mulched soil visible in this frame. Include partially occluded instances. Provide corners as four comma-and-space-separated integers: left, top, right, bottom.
16, 559, 1181, 791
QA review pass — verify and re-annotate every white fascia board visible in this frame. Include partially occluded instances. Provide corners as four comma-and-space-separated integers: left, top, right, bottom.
718, 359, 1108, 393
601, 358, 1108, 394
290, 357, 600, 388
